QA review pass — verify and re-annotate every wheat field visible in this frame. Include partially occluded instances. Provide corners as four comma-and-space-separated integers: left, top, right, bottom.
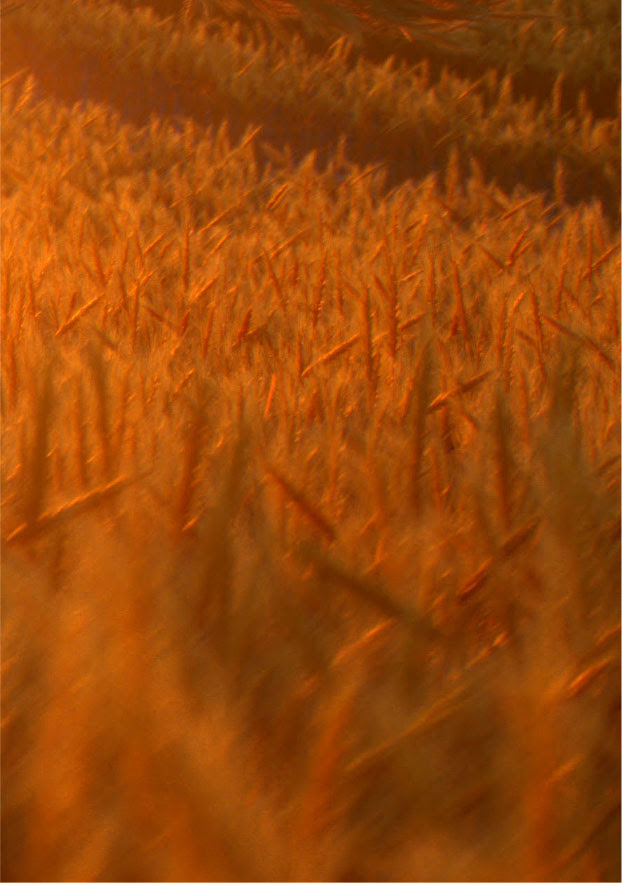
1, 0, 620, 880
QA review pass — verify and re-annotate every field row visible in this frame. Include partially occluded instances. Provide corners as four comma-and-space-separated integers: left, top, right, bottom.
3, 74, 619, 578
3, 0, 620, 219
117, 0, 622, 119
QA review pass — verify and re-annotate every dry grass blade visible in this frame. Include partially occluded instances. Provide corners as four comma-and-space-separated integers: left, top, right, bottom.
594, 624, 621, 650
347, 679, 471, 776
298, 677, 359, 847
383, 239, 399, 360
360, 284, 376, 395
23, 365, 54, 530
55, 294, 103, 336
493, 390, 513, 529
142, 233, 167, 259
190, 273, 219, 304
500, 517, 540, 557
91, 235, 110, 289
338, 162, 385, 191
410, 343, 431, 514
205, 231, 231, 262
6, 476, 136, 543
201, 303, 216, 358
428, 369, 491, 410
312, 249, 327, 330
580, 242, 620, 280
507, 230, 531, 266
301, 544, 437, 637
459, 518, 540, 599
240, 124, 263, 150
262, 248, 290, 325
266, 466, 336, 542
233, 307, 253, 347
1, 67, 29, 89
476, 241, 506, 271
300, 333, 361, 378
458, 556, 494, 599
268, 227, 312, 259
176, 405, 205, 534
543, 315, 617, 372
450, 261, 473, 356
500, 196, 539, 221
370, 312, 425, 348
546, 800, 621, 877
566, 657, 616, 699
332, 620, 394, 667
396, 311, 425, 334
88, 343, 112, 478
265, 182, 290, 211
264, 372, 277, 417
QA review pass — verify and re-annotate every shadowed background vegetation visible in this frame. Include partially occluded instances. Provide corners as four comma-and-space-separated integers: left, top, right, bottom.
2, 0, 620, 880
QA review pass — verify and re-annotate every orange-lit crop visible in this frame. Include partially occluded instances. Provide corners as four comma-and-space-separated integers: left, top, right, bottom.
2, 0, 620, 879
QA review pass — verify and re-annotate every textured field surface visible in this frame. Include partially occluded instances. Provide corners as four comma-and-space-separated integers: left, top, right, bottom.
2, 0, 620, 880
